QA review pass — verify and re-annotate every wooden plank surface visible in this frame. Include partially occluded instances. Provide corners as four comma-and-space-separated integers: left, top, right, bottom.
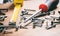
0, 0, 60, 36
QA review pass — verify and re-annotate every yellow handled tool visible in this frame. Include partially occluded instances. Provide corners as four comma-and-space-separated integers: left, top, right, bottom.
9, 0, 24, 24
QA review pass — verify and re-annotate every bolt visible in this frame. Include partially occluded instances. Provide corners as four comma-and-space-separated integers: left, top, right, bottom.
58, 11, 60, 14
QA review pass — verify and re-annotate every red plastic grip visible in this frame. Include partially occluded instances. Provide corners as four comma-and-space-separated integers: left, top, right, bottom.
39, 4, 48, 12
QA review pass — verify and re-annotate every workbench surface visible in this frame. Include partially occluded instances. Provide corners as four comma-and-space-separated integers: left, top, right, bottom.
0, 0, 60, 36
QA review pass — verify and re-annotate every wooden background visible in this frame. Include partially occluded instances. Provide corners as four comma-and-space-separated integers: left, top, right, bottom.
0, 0, 60, 36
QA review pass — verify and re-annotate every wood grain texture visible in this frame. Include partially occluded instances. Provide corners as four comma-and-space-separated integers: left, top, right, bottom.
0, 0, 60, 36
